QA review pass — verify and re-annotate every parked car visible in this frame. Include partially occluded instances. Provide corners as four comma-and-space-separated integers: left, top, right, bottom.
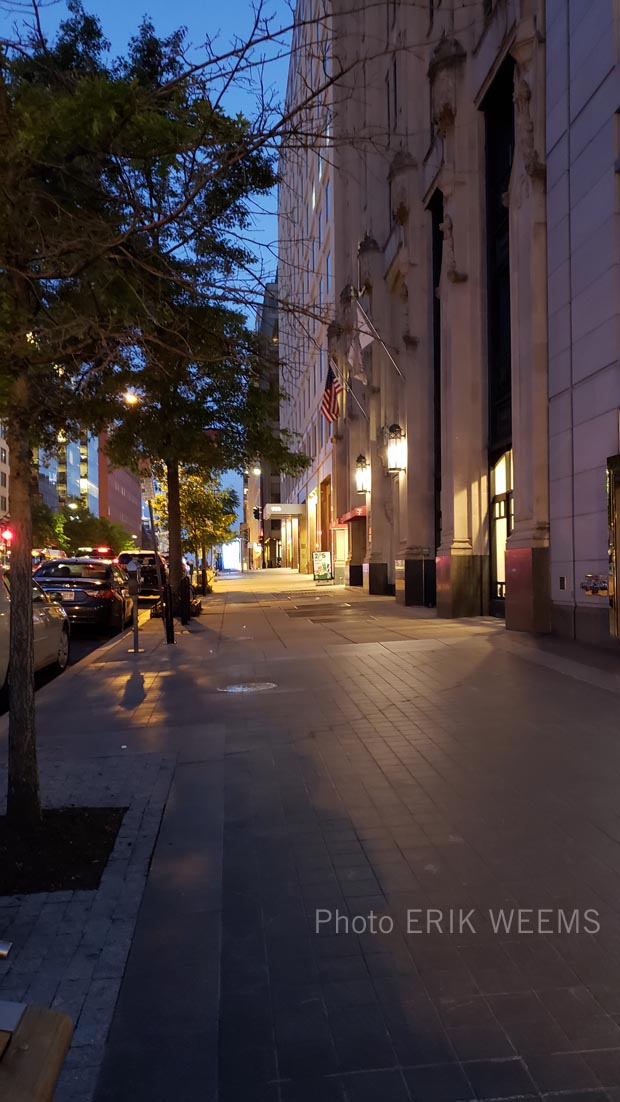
31, 547, 67, 571
0, 573, 70, 690
74, 546, 116, 560
117, 551, 168, 596
33, 558, 132, 632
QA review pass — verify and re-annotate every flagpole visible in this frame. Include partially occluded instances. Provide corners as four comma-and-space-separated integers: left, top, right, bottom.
329, 355, 369, 422
356, 299, 405, 380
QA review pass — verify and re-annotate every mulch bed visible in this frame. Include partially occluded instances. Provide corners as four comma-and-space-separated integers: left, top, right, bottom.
0, 807, 127, 895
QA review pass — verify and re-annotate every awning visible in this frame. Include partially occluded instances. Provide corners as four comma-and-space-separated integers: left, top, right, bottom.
337, 506, 367, 524
263, 503, 305, 519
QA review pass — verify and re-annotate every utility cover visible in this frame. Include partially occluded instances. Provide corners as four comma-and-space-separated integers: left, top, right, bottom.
217, 682, 276, 693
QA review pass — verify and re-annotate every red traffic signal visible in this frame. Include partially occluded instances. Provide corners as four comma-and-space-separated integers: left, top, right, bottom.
1, 528, 13, 542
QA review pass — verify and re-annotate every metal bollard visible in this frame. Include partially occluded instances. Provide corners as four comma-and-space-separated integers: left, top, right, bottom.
125, 561, 142, 654
180, 576, 191, 625
162, 583, 175, 644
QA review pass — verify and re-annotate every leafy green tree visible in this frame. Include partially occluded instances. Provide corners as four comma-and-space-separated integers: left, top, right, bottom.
105, 293, 308, 602
59, 505, 135, 555
31, 500, 65, 550
153, 471, 239, 588
0, 4, 286, 822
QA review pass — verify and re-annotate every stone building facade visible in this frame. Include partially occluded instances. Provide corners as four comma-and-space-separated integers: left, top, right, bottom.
319, 0, 550, 632
278, 0, 340, 577
281, 0, 620, 644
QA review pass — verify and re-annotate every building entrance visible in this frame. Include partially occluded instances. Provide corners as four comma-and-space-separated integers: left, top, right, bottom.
490, 449, 513, 615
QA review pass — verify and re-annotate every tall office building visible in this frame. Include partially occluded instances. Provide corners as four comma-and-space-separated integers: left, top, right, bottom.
278, 1, 340, 576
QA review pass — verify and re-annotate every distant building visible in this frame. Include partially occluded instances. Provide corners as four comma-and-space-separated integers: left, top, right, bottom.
36, 432, 140, 539
245, 281, 282, 569
37, 432, 99, 514
278, 7, 338, 576
98, 433, 141, 539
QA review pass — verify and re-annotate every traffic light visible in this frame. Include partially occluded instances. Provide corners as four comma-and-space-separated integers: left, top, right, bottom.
1, 527, 12, 543
252, 506, 261, 520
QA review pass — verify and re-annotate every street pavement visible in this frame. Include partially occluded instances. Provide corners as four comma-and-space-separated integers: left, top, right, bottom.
3, 570, 620, 1100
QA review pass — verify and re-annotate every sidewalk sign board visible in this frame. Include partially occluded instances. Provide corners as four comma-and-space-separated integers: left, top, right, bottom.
313, 550, 333, 583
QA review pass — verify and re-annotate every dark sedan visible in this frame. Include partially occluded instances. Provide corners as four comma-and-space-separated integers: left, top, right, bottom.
33, 558, 132, 633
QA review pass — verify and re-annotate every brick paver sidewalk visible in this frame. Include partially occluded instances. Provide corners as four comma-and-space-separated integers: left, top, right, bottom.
4, 571, 620, 1101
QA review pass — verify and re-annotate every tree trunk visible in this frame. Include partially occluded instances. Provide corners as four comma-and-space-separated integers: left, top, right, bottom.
6, 377, 40, 824
166, 459, 184, 600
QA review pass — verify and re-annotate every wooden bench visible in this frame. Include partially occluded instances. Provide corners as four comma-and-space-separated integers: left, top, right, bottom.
0, 1000, 73, 1101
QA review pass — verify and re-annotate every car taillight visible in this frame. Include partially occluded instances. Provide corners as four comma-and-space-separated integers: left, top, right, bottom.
98, 589, 117, 599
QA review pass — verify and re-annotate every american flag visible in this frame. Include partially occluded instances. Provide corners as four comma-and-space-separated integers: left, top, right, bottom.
320, 360, 343, 423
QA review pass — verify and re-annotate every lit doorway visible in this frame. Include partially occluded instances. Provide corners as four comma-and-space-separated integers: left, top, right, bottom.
490, 448, 513, 615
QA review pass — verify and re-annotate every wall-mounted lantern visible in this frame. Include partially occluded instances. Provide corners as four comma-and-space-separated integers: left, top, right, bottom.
355, 454, 371, 494
386, 424, 407, 474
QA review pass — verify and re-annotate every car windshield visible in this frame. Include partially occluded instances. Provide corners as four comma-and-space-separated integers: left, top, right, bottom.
120, 554, 157, 566
37, 562, 112, 581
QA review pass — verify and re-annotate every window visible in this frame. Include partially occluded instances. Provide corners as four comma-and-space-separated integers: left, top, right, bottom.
0, 472, 6, 488
319, 347, 325, 380
386, 55, 398, 134
0, 448, 6, 464
318, 209, 322, 246
325, 181, 330, 220
319, 278, 323, 307
326, 252, 332, 293
392, 56, 398, 130
313, 362, 317, 395
0, 497, 6, 512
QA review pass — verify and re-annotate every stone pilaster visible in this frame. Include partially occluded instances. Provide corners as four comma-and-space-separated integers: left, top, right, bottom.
505, 16, 551, 634
431, 47, 488, 618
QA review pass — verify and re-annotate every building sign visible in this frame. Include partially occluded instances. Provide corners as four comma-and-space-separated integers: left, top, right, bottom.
313, 550, 332, 581
140, 477, 155, 501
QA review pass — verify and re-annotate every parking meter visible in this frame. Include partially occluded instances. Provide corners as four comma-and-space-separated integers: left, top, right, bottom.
125, 560, 141, 652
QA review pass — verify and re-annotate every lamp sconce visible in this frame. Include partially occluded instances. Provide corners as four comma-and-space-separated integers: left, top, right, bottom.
355, 454, 371, 494
386, 424, 407, 474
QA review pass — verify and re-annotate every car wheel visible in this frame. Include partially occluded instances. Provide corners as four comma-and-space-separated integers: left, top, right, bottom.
54, 626, 70, 673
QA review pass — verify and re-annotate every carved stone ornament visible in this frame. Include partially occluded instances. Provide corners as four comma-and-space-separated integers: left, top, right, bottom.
439, 213, 467, 283
514, 75, 546, 182
428, 35, 465, 139
388, 149, 417, 181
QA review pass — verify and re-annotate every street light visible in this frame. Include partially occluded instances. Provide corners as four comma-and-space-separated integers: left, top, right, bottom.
386, 424, 407, 474
355, 454, 371, 494
252, 466, 261, 476
123, 390, 139, 406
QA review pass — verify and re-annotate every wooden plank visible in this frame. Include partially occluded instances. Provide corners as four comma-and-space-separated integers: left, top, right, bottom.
0, 1006, 73, 1102
0, 1030, 11, 1061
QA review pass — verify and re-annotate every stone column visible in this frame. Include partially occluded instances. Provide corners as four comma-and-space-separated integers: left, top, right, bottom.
505, 16, 551, 633
359, 236, 393, 595
430, 43, 488, 618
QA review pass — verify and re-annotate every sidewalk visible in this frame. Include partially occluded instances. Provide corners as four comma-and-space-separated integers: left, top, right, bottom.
3, 571, 620, 1100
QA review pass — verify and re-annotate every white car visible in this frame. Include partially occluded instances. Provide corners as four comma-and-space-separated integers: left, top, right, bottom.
0, 574, 70, 691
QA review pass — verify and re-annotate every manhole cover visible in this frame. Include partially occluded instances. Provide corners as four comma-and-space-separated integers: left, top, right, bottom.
217, 682, 277, 694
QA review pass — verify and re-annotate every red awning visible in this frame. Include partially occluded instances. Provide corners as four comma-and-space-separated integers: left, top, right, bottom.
337, 506, 367, 524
